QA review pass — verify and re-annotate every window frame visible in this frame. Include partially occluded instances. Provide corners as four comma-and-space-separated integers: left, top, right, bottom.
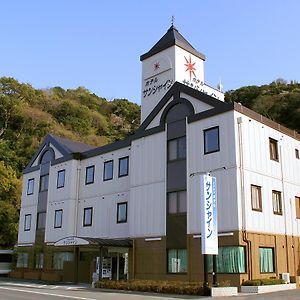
83, 207, 93, 227
118, 156, 129, 177
56, 169, 65, 189
167, 136, 186, 162
37, 211, 46, 229
24, 214, 32, 231
208, 246, 246, 274
103, 160, 114, 181
269, 138, 279, 161
85, 165, 95, 185
251, 184, 262, 212
27, 178, 34, 195
117, 202, 128, 224
54, 209, 63, 229
167, 190, 187, 215
204, 126, 220, 155
39, 174, 49, 192
272, 190, 283, 215
167, 249, 188, 274
296, 149, 299, 159
295, 196, 300, 219
259, 247, 275, 273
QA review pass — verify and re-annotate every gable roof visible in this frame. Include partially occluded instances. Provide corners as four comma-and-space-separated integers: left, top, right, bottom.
140, 25, 206, 61
24, 134, 96, 173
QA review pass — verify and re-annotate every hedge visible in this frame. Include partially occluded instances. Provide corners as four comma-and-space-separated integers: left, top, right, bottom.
242, 278, 286, 286
95, 280, 205, 295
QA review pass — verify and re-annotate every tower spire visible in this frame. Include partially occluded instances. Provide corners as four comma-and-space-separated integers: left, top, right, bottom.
171, 15, 175, 27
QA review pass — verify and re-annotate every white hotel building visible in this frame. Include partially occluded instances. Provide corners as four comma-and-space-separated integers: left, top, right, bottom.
16, 26, 300, 286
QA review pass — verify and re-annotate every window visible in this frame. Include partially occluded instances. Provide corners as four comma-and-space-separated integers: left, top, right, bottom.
27, 178, 34, 195
83, 207, 93, 226
57, 170, 65, 188
53, 252, 73, 270
118, 156, 129, 177
39, 174, 49, 192
296, 149, 299, 159
208, 246, 246, 273
167, 191, 187, 214
272, 190, 282, 215
37, 212, 46, 229
117, 202, 127, 223
167, 249, 187, 273
16, 253, 29, 268
103, 160, 113, 181
295, 196, 300, 219
85, 166, 95, 185
204, 126, 220, 154
35, 253, 44, 269
24, 214, 31, 231
260, 247, 274, 273
251, 185, 262, 211
54, 209, 63, 228
269, 138, 279, 161
168, 136, 186, 161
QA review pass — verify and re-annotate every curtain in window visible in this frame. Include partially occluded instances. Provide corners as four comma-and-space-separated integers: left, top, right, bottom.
260, 248, 274, 273
168, 249, 187, 273
53, 252, 74, 270
208, 246, 245, 273
168, 249, 177, 273
16, 253, 29, 268
177, 249, 187, 272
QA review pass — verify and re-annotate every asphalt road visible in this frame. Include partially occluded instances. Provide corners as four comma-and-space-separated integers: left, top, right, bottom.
1, 279, 300, 300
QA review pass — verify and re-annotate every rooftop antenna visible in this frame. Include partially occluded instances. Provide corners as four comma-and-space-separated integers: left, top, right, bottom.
217, 77, 224, 92
171, 15, 175, 27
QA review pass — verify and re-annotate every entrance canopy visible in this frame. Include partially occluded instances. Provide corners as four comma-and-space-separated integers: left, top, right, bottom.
54, 236, 132, 247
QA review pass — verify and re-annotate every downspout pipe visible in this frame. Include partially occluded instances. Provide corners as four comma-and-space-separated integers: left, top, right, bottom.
237, 116, 252, 280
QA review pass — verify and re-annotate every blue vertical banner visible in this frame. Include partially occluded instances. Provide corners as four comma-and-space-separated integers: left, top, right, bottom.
200, 174, 218, 254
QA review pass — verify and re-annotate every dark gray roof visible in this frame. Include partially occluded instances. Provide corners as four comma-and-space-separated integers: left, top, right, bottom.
140, 25, 206, 61
49, 134, 96, 153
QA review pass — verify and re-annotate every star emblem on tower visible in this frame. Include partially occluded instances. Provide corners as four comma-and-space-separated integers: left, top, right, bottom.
154, 61, 160, 71
184, 55, 196, 80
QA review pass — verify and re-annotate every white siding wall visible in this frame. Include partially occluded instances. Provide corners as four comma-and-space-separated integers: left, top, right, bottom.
235, 111, 300, 236
76, 191, 129, 239
79, 148, 130, 200
180, 92, 213, 114
130, 132, 166, 237
18, 170, 40, 244
45, 160, 79, 243
187, 111, 240, 234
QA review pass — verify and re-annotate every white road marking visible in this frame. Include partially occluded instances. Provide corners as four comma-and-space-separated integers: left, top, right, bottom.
0, 286, 98, 300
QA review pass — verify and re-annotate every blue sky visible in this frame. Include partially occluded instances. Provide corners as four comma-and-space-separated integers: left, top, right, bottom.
1, 0, 299, 104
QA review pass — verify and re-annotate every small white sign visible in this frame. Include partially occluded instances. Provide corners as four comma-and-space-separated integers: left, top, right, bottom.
200, 174, 218, 255
54, 237, 89, 247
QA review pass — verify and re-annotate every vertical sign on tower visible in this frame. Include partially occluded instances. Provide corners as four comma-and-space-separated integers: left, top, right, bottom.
200, 174, 218, 254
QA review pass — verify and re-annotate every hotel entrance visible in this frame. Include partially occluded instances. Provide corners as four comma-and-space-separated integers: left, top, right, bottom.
53, 236, 132, 283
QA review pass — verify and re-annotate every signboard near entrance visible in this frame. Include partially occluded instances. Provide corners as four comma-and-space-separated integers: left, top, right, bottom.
102, 257, 112, 279
200, 174, 218, 255
54, 237, 89, 246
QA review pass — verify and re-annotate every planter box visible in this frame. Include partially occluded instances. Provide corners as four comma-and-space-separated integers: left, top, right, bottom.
23, 271, 41, 280
211, 287, 238, 297
41, 272, 62, 282
241, 283, 296, 294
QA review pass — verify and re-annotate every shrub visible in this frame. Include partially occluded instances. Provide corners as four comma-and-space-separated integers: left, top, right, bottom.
95, 280, 205, 295
242, 278, 286, 286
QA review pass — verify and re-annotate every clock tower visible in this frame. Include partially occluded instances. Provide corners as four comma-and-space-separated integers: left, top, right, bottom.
140, 25, 224, 123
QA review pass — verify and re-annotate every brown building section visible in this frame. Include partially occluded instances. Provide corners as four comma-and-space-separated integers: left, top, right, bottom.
132, 231, 300, 286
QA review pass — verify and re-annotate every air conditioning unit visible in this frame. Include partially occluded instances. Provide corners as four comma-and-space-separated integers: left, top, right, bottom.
281, 272, 290, 283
